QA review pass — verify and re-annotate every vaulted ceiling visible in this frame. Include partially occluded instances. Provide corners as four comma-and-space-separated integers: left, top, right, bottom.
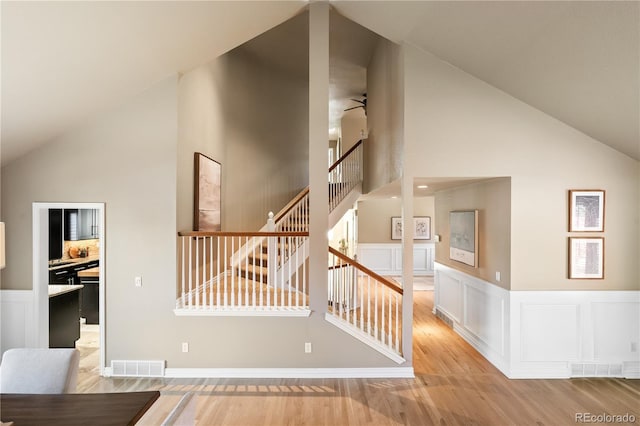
2, 1, 638, 166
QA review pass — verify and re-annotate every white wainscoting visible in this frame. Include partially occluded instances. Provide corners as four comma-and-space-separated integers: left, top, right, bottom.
0, 290, 36, 354
435, 262, 640, 379
434, 263, 510, 375
356, 243, 435, 276
510, 290, 640, 379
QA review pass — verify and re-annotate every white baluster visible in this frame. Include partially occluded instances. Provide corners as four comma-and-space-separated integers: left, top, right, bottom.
359, 271, 364, 332
374, 282, 378, 340
388, 289, 392, 347
381, 285, 385, 344
223, 236, 228, 308
209, 237, 213, 308
188, 237, 193, 308
217, 237, 221, 308
395, 294, 399, 351
181, 237, 185, 308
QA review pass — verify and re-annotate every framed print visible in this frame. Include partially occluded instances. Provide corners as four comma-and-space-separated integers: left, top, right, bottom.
194, 152, 221, 231
569, 190, 605, 232
449, 210, 478, 267
391, 217, 402, 240
569, 237, 604, 279
413, 217, 431, 240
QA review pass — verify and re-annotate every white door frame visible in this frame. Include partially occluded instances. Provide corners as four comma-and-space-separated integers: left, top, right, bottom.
32, 202, 106, 374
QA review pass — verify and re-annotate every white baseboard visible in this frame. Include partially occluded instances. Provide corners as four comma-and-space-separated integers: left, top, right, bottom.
163, 367, 414, 379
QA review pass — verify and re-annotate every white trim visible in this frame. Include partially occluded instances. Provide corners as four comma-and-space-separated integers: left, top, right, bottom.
0, 290, 36, 352
174, 308, 311, 317
434, 263, 510, 376
163, 367, 414, 379
435, 262, 640, 379
357, 243, 435, 276
32, 202, 106, 375
324, 313, 406, 364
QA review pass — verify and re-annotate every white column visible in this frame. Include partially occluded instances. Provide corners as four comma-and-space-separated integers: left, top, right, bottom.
308, 2, 330, 313
401, 174, 414, 363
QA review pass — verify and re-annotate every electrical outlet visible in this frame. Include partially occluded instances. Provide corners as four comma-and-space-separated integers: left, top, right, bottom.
182, 342, 189, 353
495, 272, 501, 282
631, 342, 637, 353
305, 342, 312, 353
135, 276, 142, 287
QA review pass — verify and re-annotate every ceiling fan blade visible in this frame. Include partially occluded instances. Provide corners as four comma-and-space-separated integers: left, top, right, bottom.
344, 106, 363, 111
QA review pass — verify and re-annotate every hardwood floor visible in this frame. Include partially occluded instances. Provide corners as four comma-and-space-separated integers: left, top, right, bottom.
77, 291, 640, 425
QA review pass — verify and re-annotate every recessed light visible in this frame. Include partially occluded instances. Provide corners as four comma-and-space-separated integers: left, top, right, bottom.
391, 196, 398, 199
417, 185, 429, 189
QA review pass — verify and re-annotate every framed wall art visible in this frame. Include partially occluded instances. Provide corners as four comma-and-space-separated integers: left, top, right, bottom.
568, 237, 604, 279
449, 210, 478, 267
391, 217, 402, 240
194, 152, 221, 231
413, 216, 431, 240
569, 190, 605, 232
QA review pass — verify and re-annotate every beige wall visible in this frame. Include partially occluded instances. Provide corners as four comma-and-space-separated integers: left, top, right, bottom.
358, 196, 434, 243
404, 45, 639, 291
340, 109, 366, 155
178, 14, 309, 232
364, 38, 403, 194
1, 77, 180, 365
434, 179, 511, 290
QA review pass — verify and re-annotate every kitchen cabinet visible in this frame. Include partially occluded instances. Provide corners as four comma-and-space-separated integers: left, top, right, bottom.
64, 209, 99, 241
78, 266, 100, 324
49, 285, 82, 348
49, 259, 99, 285
49, 209, 63, 261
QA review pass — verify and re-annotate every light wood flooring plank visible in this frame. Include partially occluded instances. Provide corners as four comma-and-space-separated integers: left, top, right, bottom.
76, 291, 640, 425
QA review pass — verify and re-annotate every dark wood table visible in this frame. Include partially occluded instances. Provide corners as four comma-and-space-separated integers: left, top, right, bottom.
0, 391, 160, 425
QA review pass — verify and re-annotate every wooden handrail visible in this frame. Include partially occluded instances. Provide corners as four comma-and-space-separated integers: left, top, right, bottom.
178, 231, 309, 237
328, 140, 363, 173
328, 247, 403, 295
274, 187, 310, 223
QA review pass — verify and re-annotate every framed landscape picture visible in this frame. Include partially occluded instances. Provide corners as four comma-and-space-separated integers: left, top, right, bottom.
569, 237, 604, 279
569, 190, 605, 232
449, 210, 478, 267
194, 152, 221, 231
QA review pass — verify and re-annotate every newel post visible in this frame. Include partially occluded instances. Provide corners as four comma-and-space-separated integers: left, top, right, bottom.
267, 212, 277, 286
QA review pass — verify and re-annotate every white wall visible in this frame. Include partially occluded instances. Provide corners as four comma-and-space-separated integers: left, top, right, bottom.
404, 45, 639, 291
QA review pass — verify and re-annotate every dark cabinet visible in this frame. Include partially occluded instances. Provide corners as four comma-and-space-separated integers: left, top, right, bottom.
49, 289, 81, 348
48, 260, 99, 285
80, 279, 99, 324
64, 209, 99, 241
49, 209, 63, 261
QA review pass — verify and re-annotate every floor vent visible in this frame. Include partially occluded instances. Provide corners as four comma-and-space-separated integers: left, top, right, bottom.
435, 309, 454, 328
570, 363, 623, 378
110, 360, 165, 377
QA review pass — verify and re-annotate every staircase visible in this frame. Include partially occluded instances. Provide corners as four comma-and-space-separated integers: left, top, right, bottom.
175, 139, 404, 360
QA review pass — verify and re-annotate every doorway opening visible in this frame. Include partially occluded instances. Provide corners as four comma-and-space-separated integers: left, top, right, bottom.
32, 202, 106, 375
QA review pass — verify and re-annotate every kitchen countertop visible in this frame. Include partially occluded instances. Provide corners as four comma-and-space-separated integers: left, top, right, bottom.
77, 267, 100, 278
48, 284, 84, 298
48, 256, 100, 271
